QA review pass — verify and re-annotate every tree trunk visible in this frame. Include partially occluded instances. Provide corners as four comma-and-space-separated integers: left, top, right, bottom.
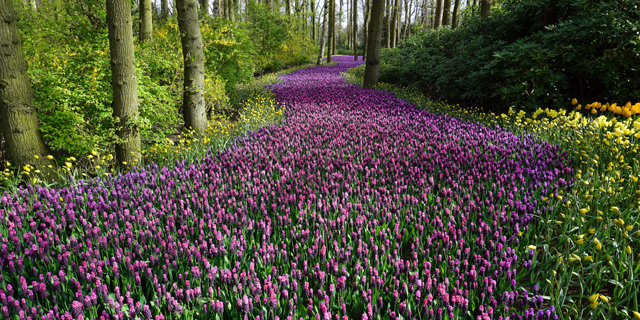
390, 0, 398, 47
363, 0, 384, 87
451, 0, 459, 28
441, 0, 450, 26
317, 0, 329, 64
403, 0, 409, 39
385, 0, 390, 47
327, 0, 333, 62
106, 0, 142, 168
331, 0, 336, 56
140, 0, 153, 41
199, 0, 210, 16
311, 0, 316, 41
433, 0, 442, 27
286, 0, 291, 15
161, 0, 170, 18
29, 0, 37, 12
177, 0, 208, 135
362, 0, 372, 60
352, 0, 357, 60
480, 0, 490, 17
0, 0, 54, 172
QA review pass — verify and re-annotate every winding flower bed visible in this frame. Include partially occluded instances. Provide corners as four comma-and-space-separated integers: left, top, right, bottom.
0, 56, 572, 320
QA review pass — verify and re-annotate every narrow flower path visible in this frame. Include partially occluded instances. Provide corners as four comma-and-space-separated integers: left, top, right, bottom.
0, 56, 571, 320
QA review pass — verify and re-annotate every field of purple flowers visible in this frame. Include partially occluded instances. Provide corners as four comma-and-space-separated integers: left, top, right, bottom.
0, 56, 573, 320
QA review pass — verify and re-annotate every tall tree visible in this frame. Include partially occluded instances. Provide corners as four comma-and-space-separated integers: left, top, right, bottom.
106, 0, 142, 167
451, 0, 459, 28
161, 0, 170, 18
140, 0, 153, 41
177, 0, 208, 134
286, 0, 291, 14
362, 0, 384, 87
317, 0, 329, 64
199, 0, 210, 16
441, 0, 450, 25
352, 0, 357, 59
385, 0, 391, 47
327, 0, 333, 62
480, 0, 490, 17
433, 0, 442, 27
0, 0, 54, 171
390, 0, 398, 47
311, 0, 316, 41
362, 0, 371, 59
331, 0, 336, 56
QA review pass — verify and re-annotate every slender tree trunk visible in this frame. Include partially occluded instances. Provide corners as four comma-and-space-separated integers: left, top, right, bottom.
327, 0, 333, 62
286, 0, 291, 14
317, 0, 329, 64
311, 0, 316, 41
161, 0, 170, 18
441, 0, 450, 26
140, 0, 153, 41
403, 0, 409, 39
106, 0, 142, 168
362, 0, 371, 60
451, 0, 459, 28
433, 0, 442, 27
199, 0, 210, 16
363, 0, 384, 87
177, 0, 208, 135
390, 0, 398, 47
29, 0, 37, 12
332, 0, 337, 55
480, 0, 489, 17
385, 0, 390, 47
352, 0, 357, 60
0, 0, 55, 172
218, 0, 224, 16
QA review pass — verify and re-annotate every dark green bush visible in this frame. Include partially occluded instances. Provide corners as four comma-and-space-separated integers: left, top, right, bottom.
381, 0, 640, 112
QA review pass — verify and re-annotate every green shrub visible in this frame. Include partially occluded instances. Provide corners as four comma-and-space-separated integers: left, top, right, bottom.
382, 0, 640, 112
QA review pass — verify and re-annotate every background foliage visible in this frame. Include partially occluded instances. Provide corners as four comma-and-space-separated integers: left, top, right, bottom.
380, 0, 640, 113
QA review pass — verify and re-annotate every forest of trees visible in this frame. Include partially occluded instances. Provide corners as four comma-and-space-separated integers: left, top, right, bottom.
1, 0, 479, 178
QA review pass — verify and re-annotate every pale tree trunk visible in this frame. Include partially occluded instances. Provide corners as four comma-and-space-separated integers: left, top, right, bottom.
362, 0, 371, 60
327, 0, 333, 62
441, 0, 450, 26
385, 0, 390, 47
286, 0, 291, 15
362, 0, 384, 87
352, 0, 357, 60
161, 0, 170, 18
218, 0, 224, 16
199, 0, 210, 16
106, 0, 142, 167
177, 0, 208, 135
402, 0, 409, 39
332, 0, 336, 55
480, 0, 490, 17
311, 0, 316, 41
28, 0, 37, 12
140, 0, 153, 41
317, 0, 328, 64
433, 0, 442, 27
451, 0, 459, 28
0, 0, 55, 172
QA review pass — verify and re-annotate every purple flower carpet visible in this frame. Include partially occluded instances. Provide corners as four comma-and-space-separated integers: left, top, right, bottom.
0, 56, 572, 320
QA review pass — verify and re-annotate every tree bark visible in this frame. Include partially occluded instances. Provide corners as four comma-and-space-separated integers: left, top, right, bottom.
362, 0, 371, 60
480, 0, 490, 17
441, 0, 450, 26
177, 0, 208, 135
286, 0, 291, 15
327, 0, 333, 62
161, 0, 170, 18
352, 0, 357, 60
403, 0, 409, 39
317, 0, 329, 64
140, 0, 153, 41
385, 0, 390, 47
363, 0, 384, 87
106, 0, 142, 167
433, 0, 442, 27
0, 0, 54, 171
311, 0, 316, 41
199, 0, 210, 16
451, 0, 459, 28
